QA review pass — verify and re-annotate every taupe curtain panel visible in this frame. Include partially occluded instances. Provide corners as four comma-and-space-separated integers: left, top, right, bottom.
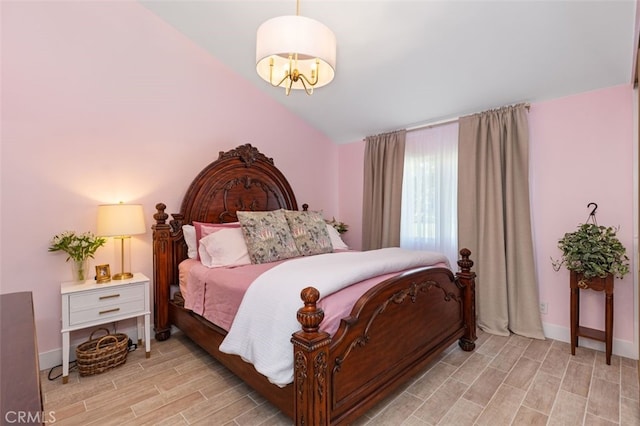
362, 130, 406, 250
458, 104, 544, 339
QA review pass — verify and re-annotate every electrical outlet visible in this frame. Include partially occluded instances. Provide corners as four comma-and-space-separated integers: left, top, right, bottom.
539, 302, 548, 315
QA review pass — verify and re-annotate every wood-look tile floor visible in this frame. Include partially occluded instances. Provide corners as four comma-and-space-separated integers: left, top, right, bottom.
42, 330, 639, 425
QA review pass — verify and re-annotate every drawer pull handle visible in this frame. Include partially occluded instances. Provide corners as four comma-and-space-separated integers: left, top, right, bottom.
99, 294, 120, 300
99, 308, 120, 315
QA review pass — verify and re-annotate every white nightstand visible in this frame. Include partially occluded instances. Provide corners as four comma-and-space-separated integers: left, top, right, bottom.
60, 273, 150, 383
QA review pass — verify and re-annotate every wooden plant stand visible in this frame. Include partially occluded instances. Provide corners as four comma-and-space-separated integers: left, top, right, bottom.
570, 271, 614, 365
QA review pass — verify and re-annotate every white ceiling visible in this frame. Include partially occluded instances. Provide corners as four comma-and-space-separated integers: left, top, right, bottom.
140, 0, 638, 144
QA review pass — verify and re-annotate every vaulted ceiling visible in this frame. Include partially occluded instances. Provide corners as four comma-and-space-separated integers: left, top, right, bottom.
140, 1, 638, 144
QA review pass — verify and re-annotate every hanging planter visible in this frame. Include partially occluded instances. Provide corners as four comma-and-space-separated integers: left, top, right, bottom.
552, 222, 629, 285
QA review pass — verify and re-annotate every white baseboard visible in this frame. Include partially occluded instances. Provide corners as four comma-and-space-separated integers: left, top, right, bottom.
542, 321, 639, 360
39, 324, 142, 371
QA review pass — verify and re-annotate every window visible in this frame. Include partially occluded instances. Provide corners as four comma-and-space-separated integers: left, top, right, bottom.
400, 122, 458, 265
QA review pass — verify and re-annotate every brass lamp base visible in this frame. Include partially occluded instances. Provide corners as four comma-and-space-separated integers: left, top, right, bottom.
113, 272, 133, 280
113, 236, 133, 280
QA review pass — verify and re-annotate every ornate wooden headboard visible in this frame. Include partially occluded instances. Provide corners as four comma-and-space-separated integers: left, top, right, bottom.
178, 143, 298, 224
152, 144, 300, 338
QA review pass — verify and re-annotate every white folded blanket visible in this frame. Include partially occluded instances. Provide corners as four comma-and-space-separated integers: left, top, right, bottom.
219, 247, 449, 386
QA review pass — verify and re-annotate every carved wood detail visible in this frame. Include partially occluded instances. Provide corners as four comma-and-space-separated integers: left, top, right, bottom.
218, 143, 274, 166
292, 287, 331, 425
169, 213, 184, 233
333, 280, 461, 373
213, 175, 285, 221
153, 203, 168, 224
152, 203, 172, 341
295, 351, 308, 398
315, 352, 327, 401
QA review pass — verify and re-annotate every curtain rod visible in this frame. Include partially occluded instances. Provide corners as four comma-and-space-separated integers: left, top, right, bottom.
407, 116, 459, 131
406, 103, 530, 132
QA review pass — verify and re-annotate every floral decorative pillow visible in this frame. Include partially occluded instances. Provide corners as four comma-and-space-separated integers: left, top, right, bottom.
237, 210, 301, 264
284, 210, 333, 256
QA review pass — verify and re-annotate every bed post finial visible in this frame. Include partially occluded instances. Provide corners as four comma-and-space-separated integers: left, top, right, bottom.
297, 287, 324, 333
457, 248, 473, 273
456, 248, 476, 351
291, 287, 330, 426
154, 203, 168, 225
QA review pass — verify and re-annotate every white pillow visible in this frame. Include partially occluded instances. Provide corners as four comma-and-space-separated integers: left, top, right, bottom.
198, 227, 251, 268
183, 225, 197, 259
326, 224, 349, 250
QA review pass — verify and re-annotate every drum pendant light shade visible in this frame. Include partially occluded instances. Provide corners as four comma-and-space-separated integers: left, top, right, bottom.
256, 13, 336, 95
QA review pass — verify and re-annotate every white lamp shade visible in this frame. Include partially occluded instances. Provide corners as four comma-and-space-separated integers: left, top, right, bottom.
97, 204, 146, 237
256, 15, 336, 90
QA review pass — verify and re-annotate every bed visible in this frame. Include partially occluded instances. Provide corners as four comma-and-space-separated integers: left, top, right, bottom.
152, 143, 477, 425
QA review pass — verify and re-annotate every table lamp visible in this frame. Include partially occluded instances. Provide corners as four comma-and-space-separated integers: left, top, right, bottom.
97, 203, 146, 280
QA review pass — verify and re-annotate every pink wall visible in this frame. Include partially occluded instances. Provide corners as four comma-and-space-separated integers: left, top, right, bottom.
338, 84, 636, 354
1, 2, 339, 356
530, 85, 635, 345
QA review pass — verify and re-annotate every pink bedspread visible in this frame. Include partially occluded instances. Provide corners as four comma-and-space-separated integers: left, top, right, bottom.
179, 256, 448, 336
180, 259, 285, 331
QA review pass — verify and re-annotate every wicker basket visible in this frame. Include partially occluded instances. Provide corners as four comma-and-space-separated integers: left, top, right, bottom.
75, 328, 128, 376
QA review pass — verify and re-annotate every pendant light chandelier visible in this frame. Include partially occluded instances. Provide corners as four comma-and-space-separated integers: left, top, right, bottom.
256, 0, 336, 96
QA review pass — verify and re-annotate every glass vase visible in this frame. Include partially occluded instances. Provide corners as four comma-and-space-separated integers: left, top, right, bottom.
71, 259, 89, 282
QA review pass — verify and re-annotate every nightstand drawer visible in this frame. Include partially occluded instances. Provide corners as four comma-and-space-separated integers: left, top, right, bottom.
67, 283, 146, 327
69, 298, 145, 325
69, 284, 145, 311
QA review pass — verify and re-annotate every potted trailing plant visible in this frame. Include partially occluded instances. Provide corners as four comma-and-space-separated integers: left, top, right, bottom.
552, 222, 630, 284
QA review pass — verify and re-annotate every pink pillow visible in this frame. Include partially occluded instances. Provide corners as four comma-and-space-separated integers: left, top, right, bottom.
193, 221, 241, 260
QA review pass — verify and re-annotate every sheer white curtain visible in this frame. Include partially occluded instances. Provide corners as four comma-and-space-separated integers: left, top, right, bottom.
400, 122, 458, 266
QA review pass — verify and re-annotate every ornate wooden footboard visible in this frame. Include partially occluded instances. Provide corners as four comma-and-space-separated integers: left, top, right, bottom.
152, 144, 476, 425
292, 250, 476, 425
